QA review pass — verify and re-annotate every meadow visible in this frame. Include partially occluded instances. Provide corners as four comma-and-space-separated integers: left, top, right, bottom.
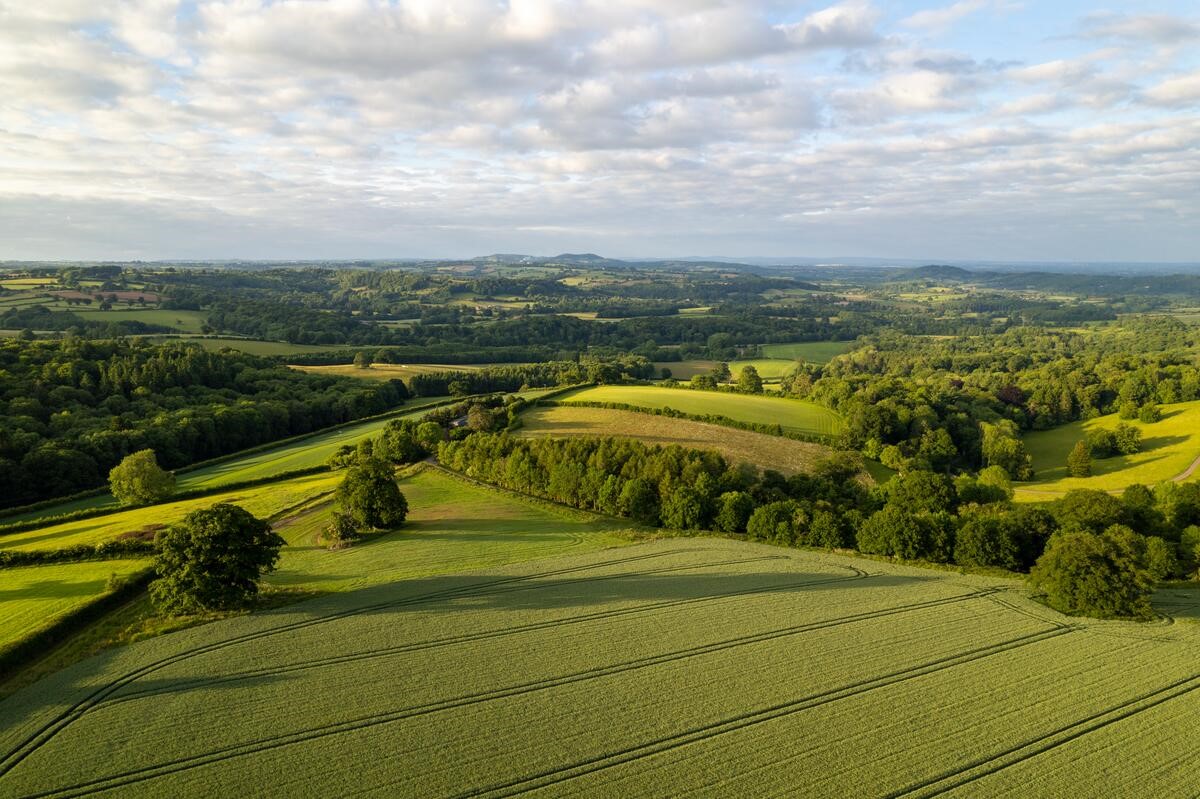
655, 358, 800, 381
517, 405, 850, 478
3, 537, 1200, 797
144, 337, 349, 356
1017, 399, 1200, 499
0, 560, 151, 657
290, 363, 513, 381
72, 309, 210, 333
556, 385, 843, 437
760, 341, 855, 362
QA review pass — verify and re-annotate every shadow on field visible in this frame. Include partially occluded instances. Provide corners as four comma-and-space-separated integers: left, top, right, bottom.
1140, 434, 1189, 452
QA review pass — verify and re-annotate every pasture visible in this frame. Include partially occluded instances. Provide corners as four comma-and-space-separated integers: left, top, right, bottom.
0, 560, 151, 657
556, 385, 843, 437
517, 405, 851, 478
1017, 399, 1200, 499
145, 337, 348, 356
656, 358, 800, 381
291, 363, 513, 381
72, 309, 209, 333
3, 537, 1200, 797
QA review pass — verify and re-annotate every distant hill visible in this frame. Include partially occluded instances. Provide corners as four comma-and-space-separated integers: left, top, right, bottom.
893, 264, 974, 282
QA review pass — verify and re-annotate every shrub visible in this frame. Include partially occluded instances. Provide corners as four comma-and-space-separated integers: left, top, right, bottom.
1113, 422, 1142, 455
108, 449, 175, 506
1138, 404, 1162, 424
150, 503, 284, 614
322, 512, 362, 549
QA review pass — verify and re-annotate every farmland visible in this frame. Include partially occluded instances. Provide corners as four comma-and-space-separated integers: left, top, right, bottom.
654, 358, 800, 381
556, 385, 844, 437
0, 560, 151, 656
145, 337, 351, 356
3, 537, 1200, 797
1017, 399, 1200, 499
517, 405, 850, 478
761, 341, 855, 362
0, 471, 343, 552
291, 363, 512, 381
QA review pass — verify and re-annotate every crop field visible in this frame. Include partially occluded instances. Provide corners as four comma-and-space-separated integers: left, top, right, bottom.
761, 341, 855, 362
0, 560, 151, 657
556, 385, 843, 437
1017, 399, 1200, 499
268, 467, 634, 592
517, 405, 849, 478
0, 472, 343, 553
3, 537, 1200, 797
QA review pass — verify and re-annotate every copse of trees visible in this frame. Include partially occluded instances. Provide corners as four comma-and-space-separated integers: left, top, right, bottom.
334, 458, 408, 531
403, 357, 651, 398
1030, 526, 1156, 619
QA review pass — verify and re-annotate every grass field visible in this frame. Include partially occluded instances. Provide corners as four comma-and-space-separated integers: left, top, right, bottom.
518, 405, 852, 478
144, 337, 348, 356
761, 341, 855, 362
1017, 400, 1200, 499
268, 467, 635, 592
0, 560, 151, 656
0, 472, 343, 553
557, 385, 843, 437
3, 536, 1200, 797
72, 309, 209, 333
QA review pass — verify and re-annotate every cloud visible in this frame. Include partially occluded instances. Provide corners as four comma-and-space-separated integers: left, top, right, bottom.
1142, 70, 1200, 106
900, 0, 988, 32
1079, 12, 1200, 44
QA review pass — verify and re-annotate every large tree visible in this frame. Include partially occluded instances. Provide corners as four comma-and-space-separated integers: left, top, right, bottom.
335, 458, 409, 529
109, 449, 175, 506
150, 503, 284, 614
1029, 526, 1155, 619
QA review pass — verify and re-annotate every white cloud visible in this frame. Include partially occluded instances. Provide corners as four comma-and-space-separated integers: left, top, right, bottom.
900, 0, 988, 32
1143, 70, 1200, 106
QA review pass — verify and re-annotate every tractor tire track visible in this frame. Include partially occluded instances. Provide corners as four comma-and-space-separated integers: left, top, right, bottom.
0, 547, 760, 779
885, 673, 1200, 798
15, 589, 1013, 799
98, 568, 874, 710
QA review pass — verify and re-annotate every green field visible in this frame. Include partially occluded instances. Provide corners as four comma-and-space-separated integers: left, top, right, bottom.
656, 358, 801, 381
557, 385, 843, 437
518, 405, 848, 478
291, 363, 519, 381
0, 560, 150, 656
269, 467, 634, 592
144, 337, 348, 356
1017, 400, 1200, 499
4, 536, 1200, 796
761, 341, 855, 362
72, 309, 209, 333
0, 471, 344, 553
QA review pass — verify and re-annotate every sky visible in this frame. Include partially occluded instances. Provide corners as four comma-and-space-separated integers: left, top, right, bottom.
0, 1, 1198, 263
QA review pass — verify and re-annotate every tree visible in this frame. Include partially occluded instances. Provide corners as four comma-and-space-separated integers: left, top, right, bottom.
108, 449, 175, 506
980, 421, 1033, 480
1066, 440, 1092, 477
335, 458, 408, 529
661, 485, 704, 530
353, 350, 373, 369
736, 365, 763, 394
619, 478, 660, 525
713, 491, 755, 533
746, 501, 801, 545
1113, 423, 1142, 454
709, 362, 732, 382
954, 514, 1019, 570
1029, 526, 1155, 619
1144, 536, 1179, 581
150, 503, 284, 614
885, 470, 957, 514
1055, 489, 1125, 534
1138, 404, 1162, 424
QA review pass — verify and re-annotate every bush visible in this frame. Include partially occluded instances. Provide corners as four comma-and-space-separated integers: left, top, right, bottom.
1113, 423, 1142, 455
1029, 526, 1155, 619
108, 449, 175, 506
322, 511, 362, 549
1138, 404, 1162, 424
713, 491, 755, 534
150, 503, 284, 614
335, 458, 408, 529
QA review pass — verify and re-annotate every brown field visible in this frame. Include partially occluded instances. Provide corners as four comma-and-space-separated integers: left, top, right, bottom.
517, 405, 859, 478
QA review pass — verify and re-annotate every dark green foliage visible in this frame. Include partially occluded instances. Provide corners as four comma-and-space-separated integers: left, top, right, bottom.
1066, 440, 1092, 477
736, 365, 763, 394
150, 503, 284, 614
1144, 536, 1179, 581
1138, 404, 1162, 424
746, 501, 802, 546
322, 512, 361, 549
1029, 526, 1155, 619
953, 514, 1020, 570
857, 506, 952, 562
335, 459, 408, 529
661, 486, 705, 530
619, 478, 660, 525
883, 471, 958, 514
1055, 489, 1125, 534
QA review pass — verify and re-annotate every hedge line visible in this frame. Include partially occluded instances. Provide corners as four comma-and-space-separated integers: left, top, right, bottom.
536, 399, 839, 446
0, 540, 157, 569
